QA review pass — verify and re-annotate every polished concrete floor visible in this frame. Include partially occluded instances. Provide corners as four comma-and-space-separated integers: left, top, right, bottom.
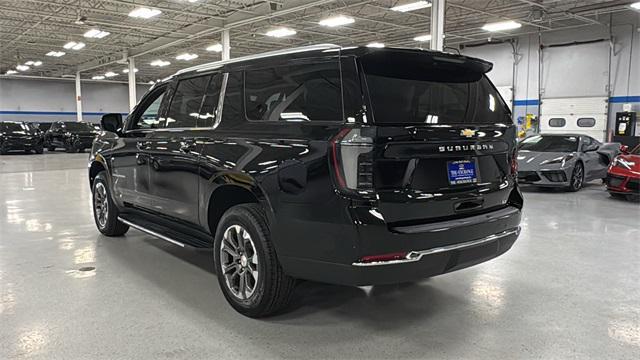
1, 152, 639, 359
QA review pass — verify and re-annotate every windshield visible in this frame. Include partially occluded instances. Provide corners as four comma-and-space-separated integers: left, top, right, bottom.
62, 122, 96, 132
0, 122, 29, 132
519, 135, 579, 152
361, 54, 510, 125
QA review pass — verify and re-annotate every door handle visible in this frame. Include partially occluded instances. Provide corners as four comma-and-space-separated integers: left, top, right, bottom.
179, 140, 196, 153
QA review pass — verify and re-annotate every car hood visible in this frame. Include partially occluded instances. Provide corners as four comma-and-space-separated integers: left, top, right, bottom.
613, 154, 640, 173
2, 130, 39, 137
517, 150, 573, 170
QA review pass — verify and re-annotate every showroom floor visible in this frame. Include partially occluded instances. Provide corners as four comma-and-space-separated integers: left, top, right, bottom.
1, 153, 639, 359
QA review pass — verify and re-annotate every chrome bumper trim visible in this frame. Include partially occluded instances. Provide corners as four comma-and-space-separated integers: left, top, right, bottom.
117, 217, 186, 248
352, 227, 520, 267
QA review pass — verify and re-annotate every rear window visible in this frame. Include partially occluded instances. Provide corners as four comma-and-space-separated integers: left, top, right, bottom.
361, 54, 510, 125
0, 122, 26, 132
63, 122, 96, 131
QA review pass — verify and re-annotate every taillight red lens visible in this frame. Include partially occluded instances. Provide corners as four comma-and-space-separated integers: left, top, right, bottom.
510, 151, 518, 175
330, 127, 375, 194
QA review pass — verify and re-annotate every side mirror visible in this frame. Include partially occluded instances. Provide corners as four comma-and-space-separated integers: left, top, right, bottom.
101, 113, 123, 134
584, 144, 599, 152
620, 145, 629, 154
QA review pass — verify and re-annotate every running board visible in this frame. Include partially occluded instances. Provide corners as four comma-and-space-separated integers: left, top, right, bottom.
118, 216, 186, 247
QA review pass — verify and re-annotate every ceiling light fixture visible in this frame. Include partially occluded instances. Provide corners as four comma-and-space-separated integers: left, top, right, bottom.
16, 65, 30, 71
175, 53, 199, 61
64, 41, 85, 50
5, 70, 18, 75
46, 51, 66, 57
630, 2, 640, 10
84, 29, 111, 39
128, 7, 162, 19
482, 20, 522, 32
366, 42, 385, 48
104, 71, 118, 78
391, 1, 432, 12
413, 34, 432, 42
266, 27, 297, 37
150, 60, 171, 67
319, 15, 355, 27
92, 75, 105, 80
206, 43, 223, 52
122, 68, 139, 73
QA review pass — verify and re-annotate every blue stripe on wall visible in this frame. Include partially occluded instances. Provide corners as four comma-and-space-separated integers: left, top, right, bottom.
0, 111, 128, 116
513, 99, 540, 107
512, 96, 640, 107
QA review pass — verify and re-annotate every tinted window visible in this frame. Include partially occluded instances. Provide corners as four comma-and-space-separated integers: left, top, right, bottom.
245, 62, 342, 122
165, 75, 210, 128
577, 117, 596, 127
221, 71, 243, 127
548, 118, 566, 127
519, 135, 579, 152
361, 55, 509, 125
198, 74, 223, 128
63, 122, 96, 131
0, 122, 24, 132
131, 87, 166, 130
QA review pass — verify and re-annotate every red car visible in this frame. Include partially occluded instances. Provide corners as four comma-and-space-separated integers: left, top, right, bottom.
606, 144, 640, 201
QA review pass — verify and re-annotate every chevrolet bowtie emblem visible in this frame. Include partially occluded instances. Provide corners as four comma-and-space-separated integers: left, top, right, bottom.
460, 129, 476, 138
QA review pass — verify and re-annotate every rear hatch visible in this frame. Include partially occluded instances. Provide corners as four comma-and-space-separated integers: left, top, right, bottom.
355, 50, 518, 226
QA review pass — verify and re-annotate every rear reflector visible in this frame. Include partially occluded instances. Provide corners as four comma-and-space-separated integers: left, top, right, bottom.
359, 252, 408, 263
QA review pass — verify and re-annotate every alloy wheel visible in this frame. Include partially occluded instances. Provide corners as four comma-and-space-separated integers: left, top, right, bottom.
572, 164, 583, 189
94, 182, 109, 229
220, 225, 259, 300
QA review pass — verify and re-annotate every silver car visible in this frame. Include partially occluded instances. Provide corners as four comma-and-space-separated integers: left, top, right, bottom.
517, 134, 619, 191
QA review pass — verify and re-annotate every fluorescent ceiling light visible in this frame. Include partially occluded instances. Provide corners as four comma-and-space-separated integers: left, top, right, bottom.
6, 70, 18, 75
46, 51, 65, 57
92, 75, 105, 80
366, 42, 385, 48
391, 1, 432, 12
206, 43, 223, 52
266, 27, 297, 37
319, 15, 355, 27
104, 71, 118, 77
33, 61, 42, 66
122, 68, 139, 73
129, 7, 162, 19
175, 53, 199, 61
84, 29, 110, 39
482, 20, 522, 32
25, 61, 34, 65
64, 41, 85, 50
631, 2, 640, 9
16, 65, 30, 71
413, 34, 431, 42
150, 60, 171, 67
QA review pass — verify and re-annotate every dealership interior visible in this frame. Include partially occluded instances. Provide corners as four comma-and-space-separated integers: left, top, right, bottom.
1, 0, 640, 359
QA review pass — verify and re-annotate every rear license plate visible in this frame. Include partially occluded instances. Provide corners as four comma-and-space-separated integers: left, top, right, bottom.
447, 160, 478, 185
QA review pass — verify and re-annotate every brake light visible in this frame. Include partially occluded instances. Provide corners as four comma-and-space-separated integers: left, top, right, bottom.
330, 127, 375, 195
360, 252, 408, 264
510, 150, 518, 175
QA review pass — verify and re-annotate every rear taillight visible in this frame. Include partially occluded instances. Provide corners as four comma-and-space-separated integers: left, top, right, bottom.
359, 252, 408, 264
510, 151, 518, 175
330, 127, 375, 196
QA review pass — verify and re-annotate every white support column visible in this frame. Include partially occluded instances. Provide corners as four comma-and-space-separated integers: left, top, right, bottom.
222, 29, 230, 61
430, 0, 445, 51
128, 57, 137, 111
75, 71, 83, 122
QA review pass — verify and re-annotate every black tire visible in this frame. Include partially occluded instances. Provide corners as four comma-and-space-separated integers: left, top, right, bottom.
213, 204, 296, 318
567, 162, 584, 192
35, 145, 44, 154
609, 193, 626, 200
47, 145, 55, 151
0, 147, 8, 155
65, 144, 76, 153
92, 172, 129, 236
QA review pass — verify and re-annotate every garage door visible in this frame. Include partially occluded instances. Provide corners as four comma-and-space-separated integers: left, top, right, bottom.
540, 41, 609, 141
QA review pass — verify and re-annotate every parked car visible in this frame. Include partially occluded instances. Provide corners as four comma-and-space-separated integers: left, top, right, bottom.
0, 121, 44, 154
29, 122, 52, 133
45, 121, 99, 152
606, 144, 640, 201
517, 134, 619, 191
88, 45, 523, 317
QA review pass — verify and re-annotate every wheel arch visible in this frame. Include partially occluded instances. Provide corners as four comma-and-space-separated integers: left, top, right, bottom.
88, 154, 109, 187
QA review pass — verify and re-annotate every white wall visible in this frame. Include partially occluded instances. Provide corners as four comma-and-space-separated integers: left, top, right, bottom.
460, 12, 640, 134
0, 77, 150, 123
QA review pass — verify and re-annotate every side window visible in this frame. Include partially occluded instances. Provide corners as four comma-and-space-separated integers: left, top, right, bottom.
130, 87, 166, 130
220, 71, 243, 128
164, 75, 210, 128
577, 117, 596, 128
244, 61, 342, 122
548, 118, 566, 127
198, 74, 223, 128
581, 136, 592, 151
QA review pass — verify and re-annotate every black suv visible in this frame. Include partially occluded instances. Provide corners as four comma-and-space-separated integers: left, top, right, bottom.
89, 45, 523, 317
45, 121, 99, 152
0, 121, 44, 154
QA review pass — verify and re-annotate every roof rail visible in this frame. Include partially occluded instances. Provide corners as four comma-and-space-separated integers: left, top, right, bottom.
175, 44, 341, 76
